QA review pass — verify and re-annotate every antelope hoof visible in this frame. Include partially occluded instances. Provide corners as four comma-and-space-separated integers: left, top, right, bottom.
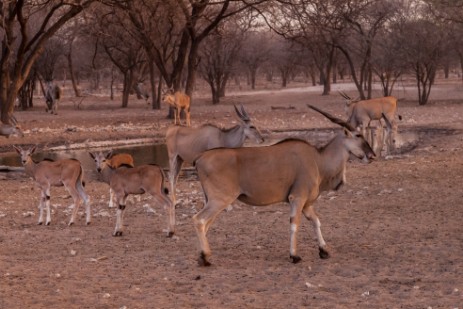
37, 222, 43, 225
198, 251, 211, 267
86, 221, 91, 226
290, 255, 302, 264
68, 221, 74, 226
45, 222, 51, 226
113, 231, 123, 237
167, 231, 175, 238
319, 247, 330, 259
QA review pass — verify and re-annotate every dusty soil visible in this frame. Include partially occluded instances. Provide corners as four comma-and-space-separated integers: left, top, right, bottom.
1, 80, 462, 308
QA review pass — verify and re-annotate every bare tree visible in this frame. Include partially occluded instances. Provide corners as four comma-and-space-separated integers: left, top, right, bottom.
239, 31, 272, 89
272, 38, 302, 88
397, 17, 449, 105
0, 0, 95, 124
266, 0, 348, 95
335, 0, 400, 99
89, 3, 147, 108
370, 28, 405, 96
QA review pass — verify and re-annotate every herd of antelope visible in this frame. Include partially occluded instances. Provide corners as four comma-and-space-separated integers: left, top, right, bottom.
6, 91, 402, 266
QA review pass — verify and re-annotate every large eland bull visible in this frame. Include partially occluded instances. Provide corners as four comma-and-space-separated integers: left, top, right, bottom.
191, 104, 376, 266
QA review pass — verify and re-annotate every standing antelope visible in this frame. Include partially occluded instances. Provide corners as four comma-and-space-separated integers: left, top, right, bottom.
162, 90, 191, 126
89, 151, 174, 237
340, 91, 401, 153
94, 152, 135, 208
45, 81, 62, 115
191, 104, 375, 266
1, 115, 24, 138
14, 145, 91, 226
166, 104, 264, 206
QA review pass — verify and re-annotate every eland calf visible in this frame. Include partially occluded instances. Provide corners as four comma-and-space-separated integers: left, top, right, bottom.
191, 104, 375, 266
89, 151, 174, 237
95, 152, 134, 208
166, 105, 264, 205
14, 145, 91, 226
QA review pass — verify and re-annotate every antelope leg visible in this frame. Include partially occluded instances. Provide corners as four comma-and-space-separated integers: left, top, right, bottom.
303, 204, 330, 259
289, 197, 306, 263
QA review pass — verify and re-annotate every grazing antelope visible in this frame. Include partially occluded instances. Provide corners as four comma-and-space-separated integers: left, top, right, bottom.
162, 90, 191, 126
1, 115, 24, 138
89, 151, 174, 237
14, 145, 91, 226
166, 104, 264, 206
95, 152, 135, 208
339, 91, 401, 154
45, 81, 62, 115
191, 104, 375, 266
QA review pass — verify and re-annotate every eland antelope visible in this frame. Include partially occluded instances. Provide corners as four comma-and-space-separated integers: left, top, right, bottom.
45, 81, 62, 115
162, 90, 191, 126
191, 104, 375, 266
93, 152, 135, 208
166, 105, 264, 206
14, 145, 91, 226
89, 151, 174, 237
339, 92, 401, 153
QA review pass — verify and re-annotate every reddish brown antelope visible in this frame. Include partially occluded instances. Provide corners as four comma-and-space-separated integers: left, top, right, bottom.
191, 104, 375, 266
339, 91, 401, 153
166, 104, 264, 206
1, 115, 24, 138
162, 90, 191, 126
89, 151, 174, 237
14, 145, 91, 226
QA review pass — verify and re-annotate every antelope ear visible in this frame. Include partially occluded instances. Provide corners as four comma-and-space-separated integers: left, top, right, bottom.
13, 145, 21, 154
30, 145, 37, 154
105, 150, 113, 159
343, 128, 353, 137
89, 152, 95, 159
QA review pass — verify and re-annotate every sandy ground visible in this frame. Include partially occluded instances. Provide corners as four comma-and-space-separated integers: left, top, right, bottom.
0, 79, 462, 308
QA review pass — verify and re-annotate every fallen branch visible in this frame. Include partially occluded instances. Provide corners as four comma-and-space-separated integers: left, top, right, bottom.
271, 105, 295, 110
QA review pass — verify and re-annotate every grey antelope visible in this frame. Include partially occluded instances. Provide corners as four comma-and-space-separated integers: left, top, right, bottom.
166, 104, 264, 206
162, 90, 191, 126
96, 152, 135, 208
14, 145, 91, 226
339, 91, 401, 153
45, 81, 62, 115
1, 115, 24, 138
89, 151, 174, 237
191, 104, 375, 266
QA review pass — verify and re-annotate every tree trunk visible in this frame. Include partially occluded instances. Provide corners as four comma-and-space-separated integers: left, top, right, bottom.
322, 46, 335, 96
149, 61, 159, 110
121, 71, 133, 108
67, 40, 81, 97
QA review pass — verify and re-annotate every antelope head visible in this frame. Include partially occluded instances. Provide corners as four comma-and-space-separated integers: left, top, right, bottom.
307, 104, 376, 162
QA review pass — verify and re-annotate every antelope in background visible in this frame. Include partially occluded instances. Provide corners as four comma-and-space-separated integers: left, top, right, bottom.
339, 91, 401, 154
14, 145, 91, 226
162, 89, 191, 126
1, 115, 24, 138
44, 81, 62, 115
165, 104, 264, 206
94, 152, 134, 208
191, 104, 375, 266
89, 151, 174, 237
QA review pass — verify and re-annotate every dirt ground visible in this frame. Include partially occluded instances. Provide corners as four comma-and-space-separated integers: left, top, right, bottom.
0, 79, 462, 309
